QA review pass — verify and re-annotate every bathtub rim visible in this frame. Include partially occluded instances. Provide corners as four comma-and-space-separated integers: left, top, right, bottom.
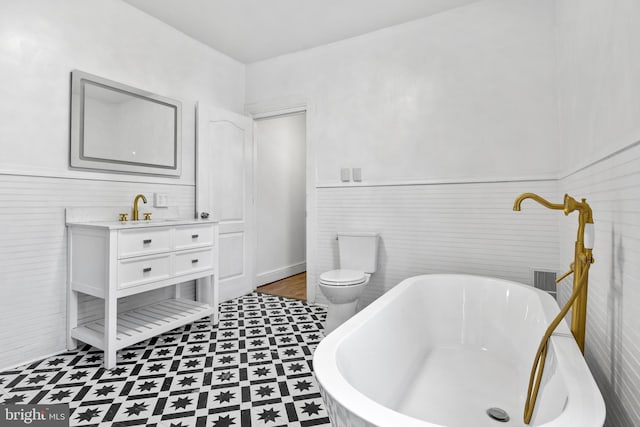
313, 273, 605, 427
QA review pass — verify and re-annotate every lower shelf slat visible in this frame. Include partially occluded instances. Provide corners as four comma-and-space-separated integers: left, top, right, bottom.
71, 298, 214, 351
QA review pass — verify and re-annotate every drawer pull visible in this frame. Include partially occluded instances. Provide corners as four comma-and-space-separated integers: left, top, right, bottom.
191, 234, 199, 239
143, 267, 152, 273
143, 239, 152, 244
191, 259, 199, 264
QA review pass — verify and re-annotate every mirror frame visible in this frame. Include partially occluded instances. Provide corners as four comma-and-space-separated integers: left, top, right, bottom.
70, 70, 182, 176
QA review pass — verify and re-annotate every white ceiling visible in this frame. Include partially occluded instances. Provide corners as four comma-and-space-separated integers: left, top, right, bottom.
123, 0, 483, 63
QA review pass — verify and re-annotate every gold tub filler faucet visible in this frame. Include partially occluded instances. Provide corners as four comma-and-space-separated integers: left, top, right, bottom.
513, 193, 595, 424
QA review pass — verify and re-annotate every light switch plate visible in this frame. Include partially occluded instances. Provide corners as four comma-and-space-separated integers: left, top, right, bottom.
340, 168, 351, 182
352, 168, 362, 182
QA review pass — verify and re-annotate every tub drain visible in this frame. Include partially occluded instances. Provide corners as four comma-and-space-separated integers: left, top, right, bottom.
486, 407, 510, 422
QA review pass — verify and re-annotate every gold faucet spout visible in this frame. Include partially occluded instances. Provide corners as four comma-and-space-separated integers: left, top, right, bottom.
513, 192, 565, 211
132, 194, 147, 221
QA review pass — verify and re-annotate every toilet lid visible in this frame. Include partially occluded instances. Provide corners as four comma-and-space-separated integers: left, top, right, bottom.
320, 269, 367, 286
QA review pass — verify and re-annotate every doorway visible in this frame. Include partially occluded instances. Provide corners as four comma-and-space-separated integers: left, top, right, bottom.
254, 111, 307, 299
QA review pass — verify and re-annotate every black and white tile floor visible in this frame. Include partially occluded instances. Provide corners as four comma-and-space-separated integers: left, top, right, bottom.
0, 293, 332, 426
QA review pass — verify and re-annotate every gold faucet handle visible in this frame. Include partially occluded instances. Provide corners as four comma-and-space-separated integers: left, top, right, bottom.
143, 212, 152, 221
556, 262, 575, 283
119, 213, 128, 222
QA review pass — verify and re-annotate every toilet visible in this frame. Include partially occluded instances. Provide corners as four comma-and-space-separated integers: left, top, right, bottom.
319, 232, 379, 334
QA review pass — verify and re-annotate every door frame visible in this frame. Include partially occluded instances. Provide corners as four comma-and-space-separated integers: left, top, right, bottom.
247, 101, 317, 302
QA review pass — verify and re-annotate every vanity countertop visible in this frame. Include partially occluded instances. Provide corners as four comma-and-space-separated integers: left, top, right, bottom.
67, 218, 218, 230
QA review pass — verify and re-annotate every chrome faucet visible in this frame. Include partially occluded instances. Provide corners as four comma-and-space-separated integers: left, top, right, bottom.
132, 194, 147, 221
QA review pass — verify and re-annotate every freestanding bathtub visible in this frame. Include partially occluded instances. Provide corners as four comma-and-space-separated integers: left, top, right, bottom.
313, 274, 605, 427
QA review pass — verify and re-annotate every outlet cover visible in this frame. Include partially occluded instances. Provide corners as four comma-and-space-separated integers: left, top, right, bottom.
352, 168, 362, 182
154, 193, 169, 208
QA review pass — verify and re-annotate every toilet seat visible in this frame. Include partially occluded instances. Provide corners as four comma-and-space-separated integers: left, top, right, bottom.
319, 269, 367, 286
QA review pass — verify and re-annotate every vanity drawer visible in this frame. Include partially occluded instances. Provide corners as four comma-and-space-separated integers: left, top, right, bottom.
118, 228, 171, 258
175, 224, 214, 250
117, 254, 171, 289
175, 248, 214, 276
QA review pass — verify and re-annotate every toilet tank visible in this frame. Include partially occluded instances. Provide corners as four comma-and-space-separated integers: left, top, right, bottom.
337, 232, 379, 273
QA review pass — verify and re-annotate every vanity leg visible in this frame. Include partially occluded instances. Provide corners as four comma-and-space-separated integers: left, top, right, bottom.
66, 227, 78, 350
173, 283, 182, 300
196, 276, 218, 325
104, 348, 117, 370
67, 289, 79, 350
104, 293, 118, 369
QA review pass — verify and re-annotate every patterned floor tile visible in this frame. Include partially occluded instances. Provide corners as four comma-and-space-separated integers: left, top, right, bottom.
0, 292, 331, 426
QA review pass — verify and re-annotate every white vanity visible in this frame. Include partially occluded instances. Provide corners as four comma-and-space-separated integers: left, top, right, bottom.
66, 218, 219, 368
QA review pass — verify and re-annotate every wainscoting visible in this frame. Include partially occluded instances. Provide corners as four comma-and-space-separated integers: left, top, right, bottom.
558, 142, 640, 427
313, 179, 562, 308
0, 173, 195, 370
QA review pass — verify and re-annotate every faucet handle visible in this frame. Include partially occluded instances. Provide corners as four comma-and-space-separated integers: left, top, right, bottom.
119, 213, 128, 222
556, 262, 575, 283
143, 212, 152, 221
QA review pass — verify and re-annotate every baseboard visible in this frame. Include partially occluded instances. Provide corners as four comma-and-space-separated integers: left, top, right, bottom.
256, 262, 306, 287
0, 348, 70, 373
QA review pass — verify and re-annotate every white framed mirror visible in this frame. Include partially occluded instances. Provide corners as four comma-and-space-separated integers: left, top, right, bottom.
70, 70, 182, 176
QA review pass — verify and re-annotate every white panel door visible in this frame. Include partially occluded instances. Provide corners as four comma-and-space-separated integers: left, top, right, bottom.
196, 103, 254, 301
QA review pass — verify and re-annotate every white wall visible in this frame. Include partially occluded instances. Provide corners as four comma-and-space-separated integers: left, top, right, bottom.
0, 0, 244, 178
556, 0, 640, 173
255, 113, 307, 285
247, 0, 559, 185
0, 0, 244, 370
556, 1, 640, 425
246, 0, 560, 305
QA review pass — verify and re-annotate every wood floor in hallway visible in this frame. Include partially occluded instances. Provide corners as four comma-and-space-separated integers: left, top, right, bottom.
257, 272, 306, 301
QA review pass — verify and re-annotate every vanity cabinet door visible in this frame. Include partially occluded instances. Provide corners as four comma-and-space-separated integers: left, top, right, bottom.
118, 228, 171, 258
